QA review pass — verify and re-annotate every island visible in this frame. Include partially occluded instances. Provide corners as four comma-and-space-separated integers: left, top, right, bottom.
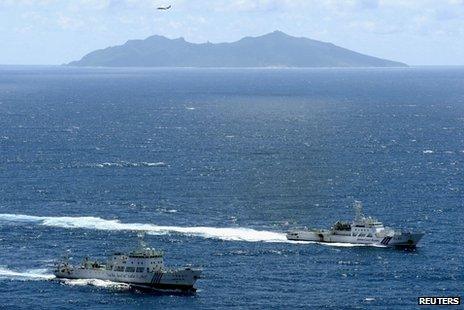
68, 30, 407, 68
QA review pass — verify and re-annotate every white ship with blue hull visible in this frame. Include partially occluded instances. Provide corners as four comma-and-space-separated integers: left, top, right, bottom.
287, 202, 424, 248
54, 235, 201, 292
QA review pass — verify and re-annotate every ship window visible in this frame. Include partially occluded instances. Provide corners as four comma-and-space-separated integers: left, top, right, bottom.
115, 266, 124, 272
136, 267, 144, 273
125, 267, 136, 272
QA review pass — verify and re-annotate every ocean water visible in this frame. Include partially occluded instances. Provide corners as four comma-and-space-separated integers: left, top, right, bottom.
0, 66, 462, 309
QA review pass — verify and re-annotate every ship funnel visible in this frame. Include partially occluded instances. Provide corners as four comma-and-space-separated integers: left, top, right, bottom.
354, 200, 365, 222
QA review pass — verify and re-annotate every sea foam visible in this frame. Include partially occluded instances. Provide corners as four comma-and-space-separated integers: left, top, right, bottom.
60, 278, 130, 290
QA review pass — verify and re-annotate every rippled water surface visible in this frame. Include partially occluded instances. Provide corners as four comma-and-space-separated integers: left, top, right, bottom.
0, 67, 463, 309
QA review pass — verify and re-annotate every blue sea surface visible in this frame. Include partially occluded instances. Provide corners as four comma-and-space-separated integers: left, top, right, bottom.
0, 66, 463, 309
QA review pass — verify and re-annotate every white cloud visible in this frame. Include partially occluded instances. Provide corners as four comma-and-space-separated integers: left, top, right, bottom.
57, 14, 84, 30
0, 0, 57, 6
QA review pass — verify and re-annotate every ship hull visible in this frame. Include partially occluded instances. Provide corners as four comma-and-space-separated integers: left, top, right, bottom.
54, 267, 201, 292
287, 230, 424, 247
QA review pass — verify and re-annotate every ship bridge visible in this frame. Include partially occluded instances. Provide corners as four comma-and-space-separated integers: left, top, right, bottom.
106, 233, 165, 272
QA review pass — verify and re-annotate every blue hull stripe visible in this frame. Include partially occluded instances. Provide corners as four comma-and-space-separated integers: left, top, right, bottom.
381, 237, 392, 245
150, 272, 163, 286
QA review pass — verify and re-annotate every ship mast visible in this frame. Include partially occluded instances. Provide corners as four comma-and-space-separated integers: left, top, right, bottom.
354, 200, 365, 223
137, 231, 148, 249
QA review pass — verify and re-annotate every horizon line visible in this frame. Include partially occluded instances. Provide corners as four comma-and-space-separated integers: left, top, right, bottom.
1, 64, 464, 68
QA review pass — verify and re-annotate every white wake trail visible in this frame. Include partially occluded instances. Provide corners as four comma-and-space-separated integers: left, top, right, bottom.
0, 266, 131, 290
0, 267, 55, 281
0, 213, 289, 243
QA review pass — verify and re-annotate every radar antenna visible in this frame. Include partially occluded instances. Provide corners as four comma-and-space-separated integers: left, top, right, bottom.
354, 200, 365, 222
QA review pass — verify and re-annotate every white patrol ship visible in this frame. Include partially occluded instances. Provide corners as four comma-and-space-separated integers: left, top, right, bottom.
286, 201, 424, 248
54, 234, 202, 292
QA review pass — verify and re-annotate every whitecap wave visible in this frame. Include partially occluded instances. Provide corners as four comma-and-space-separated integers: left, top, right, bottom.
364, 297, 376, 302
141, 162, 167, 167
0, 267, 55, 281
91, 161, 167, 168
83, 161, 168, 168
156, 208, 178, 213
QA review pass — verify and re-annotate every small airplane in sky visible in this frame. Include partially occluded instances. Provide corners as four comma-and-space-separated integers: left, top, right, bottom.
157, 5, 172, 10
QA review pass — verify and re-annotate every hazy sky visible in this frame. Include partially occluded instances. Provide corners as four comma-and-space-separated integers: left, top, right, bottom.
1, 0, 463, 65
